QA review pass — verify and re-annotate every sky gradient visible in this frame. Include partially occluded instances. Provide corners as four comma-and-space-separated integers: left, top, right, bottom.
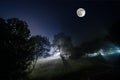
0, 0, 120, 44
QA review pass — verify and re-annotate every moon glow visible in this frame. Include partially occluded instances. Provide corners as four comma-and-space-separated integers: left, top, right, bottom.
77, 8, 86, 17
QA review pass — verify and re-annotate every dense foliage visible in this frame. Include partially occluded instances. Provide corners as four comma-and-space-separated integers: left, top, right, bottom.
0, 18, 50, 80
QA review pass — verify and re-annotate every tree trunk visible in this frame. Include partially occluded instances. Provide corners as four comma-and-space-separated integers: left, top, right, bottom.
60, 54, 68, 66
29, 56, 38, 73
59, 45, 68, 66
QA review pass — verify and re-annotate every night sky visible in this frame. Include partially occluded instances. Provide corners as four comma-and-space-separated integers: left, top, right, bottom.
0, 0, 120, 44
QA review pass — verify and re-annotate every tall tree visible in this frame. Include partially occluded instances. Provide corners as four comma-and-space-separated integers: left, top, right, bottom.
0, 18, 32, 80
52, 33, 73, 65
29, 35, 50, 71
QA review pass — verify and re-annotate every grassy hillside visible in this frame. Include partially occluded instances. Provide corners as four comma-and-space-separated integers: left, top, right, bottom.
29, 55, 120, 80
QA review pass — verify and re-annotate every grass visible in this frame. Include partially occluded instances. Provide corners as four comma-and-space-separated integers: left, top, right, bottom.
28, 55, 119, 80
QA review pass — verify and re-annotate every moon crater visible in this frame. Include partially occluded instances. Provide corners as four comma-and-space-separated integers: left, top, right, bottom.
77, 8, 86, 17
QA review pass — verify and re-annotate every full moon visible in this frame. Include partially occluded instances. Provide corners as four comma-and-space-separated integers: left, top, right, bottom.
77, 8, 86, 17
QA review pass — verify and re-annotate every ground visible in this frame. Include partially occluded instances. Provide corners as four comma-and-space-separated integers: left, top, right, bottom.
29, 55, 120, 80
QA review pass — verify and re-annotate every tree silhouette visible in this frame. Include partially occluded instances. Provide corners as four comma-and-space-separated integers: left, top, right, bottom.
70, 37, 110, 59
108, 20, 120, 46
0, 18, 50, 80
107, 20, 120, 65
70, 46, 84, 59
79, 38, 106, 55
29, 35, 50, 71
52, 33, 73, 65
